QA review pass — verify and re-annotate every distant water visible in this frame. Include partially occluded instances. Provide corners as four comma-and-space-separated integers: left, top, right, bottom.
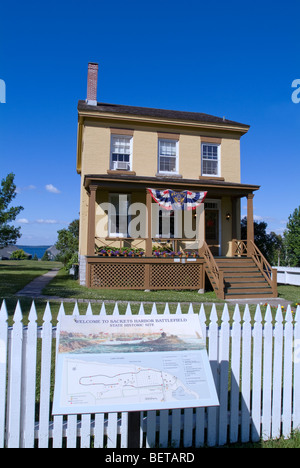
67, 339, 205, 355
17, 245, 51, 259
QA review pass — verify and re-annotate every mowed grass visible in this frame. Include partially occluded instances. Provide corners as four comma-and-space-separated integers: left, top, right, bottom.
42, 267, 220, 303
0, 259, 63, 323
0, 259, 62, 296
0, 259, 299, 326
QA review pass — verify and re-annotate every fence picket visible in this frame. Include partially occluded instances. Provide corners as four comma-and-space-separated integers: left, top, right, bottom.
107, 413, 118, 448
194, 304, 207, 447
6, 302, 23, 448
81, 303, 93, 448
0, 300, 299, 448
94, 413, 105, 448
38, 303, 53, 448
158, 304, 171, 448
272, 306, 284, 439
66, 303, 80, 448
218, 304, 230, 446
0, 301, 8, 448
145, 411, 156, 448
171, 303, 182, 447
207, 305, 219, 447
251, 305, 263, 441
262, 305, 273, 440
282, 306, 293, 438
293, 306, 300, 431
241, 305, 252, 442
21, 302, 38, 448
52, 303, 65, 448
183, 303, 194, 448
230, 305, 241, 443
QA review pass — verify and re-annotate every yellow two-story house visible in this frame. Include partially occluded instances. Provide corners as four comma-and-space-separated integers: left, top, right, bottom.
76, 63, 277, 299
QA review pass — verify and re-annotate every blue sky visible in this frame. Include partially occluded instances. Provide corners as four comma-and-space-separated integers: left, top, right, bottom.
0, 0, 299, 245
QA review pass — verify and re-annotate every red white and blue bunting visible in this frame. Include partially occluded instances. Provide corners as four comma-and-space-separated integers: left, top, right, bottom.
147, 188, 207, 211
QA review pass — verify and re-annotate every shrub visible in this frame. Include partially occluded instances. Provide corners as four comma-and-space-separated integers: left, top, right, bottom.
10, 249, 27, 260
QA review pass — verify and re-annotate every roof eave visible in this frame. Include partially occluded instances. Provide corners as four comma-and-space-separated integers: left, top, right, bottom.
77, 101, 250, 135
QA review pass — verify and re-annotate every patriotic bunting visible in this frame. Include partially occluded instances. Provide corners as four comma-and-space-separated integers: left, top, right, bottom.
147, 188, 207, 211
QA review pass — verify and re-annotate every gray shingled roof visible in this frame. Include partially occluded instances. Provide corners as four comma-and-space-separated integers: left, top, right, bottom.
0, 245, 31, 259
78, 100, 249, 128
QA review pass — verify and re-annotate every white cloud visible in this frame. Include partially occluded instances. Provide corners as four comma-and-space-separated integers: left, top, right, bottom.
17, 218, 30, 224
36, 219, 59, 224
45, 184, 61, 194
16, 185, 36, 194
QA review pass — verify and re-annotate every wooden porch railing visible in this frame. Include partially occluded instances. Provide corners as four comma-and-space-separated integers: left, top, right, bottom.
232, 239, 277, 297
94, 237, 202, 255
199, 241, 225, 299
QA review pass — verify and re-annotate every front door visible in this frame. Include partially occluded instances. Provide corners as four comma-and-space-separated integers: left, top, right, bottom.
205, 208, 220, 256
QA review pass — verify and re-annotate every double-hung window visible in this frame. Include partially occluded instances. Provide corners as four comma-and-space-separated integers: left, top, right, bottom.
111, 135, 132, 171
201, 143, 220, 176
158, 139, 178, 174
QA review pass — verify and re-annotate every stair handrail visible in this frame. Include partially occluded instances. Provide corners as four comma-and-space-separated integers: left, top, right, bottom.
232, 239, 248, 257
249, 240, 277, 296
232, 239, 277, 296
200, 241, 225, 299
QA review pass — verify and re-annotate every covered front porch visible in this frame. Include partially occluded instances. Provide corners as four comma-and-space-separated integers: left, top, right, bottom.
80, 174, 277, 298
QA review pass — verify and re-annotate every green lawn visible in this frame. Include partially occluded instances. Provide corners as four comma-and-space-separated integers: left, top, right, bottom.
0, 259, 62, 296
43, 267, 221, 303
0, 259, 63, 322
0, 259, 299, 325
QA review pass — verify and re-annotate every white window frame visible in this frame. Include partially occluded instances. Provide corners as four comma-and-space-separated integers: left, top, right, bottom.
158, 138, 179, 175
108, 193, 131, 238
110, 135, 133, 171
201, 143, 221, 177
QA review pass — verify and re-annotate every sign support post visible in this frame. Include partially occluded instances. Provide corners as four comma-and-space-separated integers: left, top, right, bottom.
127, 411, 141, 448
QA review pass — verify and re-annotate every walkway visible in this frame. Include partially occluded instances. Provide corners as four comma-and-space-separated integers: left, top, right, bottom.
15, 269, 293, 309
16, 268, 60, 297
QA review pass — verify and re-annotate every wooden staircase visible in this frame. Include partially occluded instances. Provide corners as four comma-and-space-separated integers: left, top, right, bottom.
215, 257, 275, 299
200, 240, 277, 300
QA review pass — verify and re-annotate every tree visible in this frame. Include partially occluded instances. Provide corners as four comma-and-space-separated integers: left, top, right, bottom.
55, 219, 79, 269
241, 217, 283, 265
0, 173, 24, 248
10, 249, 27, 260
284, 206, 300, 267
41, 251, 50, 261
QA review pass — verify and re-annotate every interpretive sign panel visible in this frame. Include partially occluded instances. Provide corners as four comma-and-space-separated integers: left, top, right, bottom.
52, 313, 219, 415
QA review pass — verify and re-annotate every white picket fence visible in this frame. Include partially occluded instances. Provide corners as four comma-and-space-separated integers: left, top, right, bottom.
0, 300, 299, 448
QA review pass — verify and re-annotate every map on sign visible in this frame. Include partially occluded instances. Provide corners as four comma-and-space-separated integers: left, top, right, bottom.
52, 313, 219, 415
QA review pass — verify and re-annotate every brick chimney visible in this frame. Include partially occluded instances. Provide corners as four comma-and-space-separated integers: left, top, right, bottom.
86, 62, 98, 106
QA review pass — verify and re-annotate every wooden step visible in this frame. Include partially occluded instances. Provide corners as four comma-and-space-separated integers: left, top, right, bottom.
220, 268, 259, 274
216, 266, 259, 273
226, 286, 272, 294
204, 254, 277, 299
216, 259, 256, 265
225, 292, 275, 299
224, 276, 263, 283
